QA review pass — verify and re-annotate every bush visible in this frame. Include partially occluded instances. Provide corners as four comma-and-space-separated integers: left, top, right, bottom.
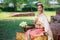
0, 7, 3, 9
22, 6, 37, 12
44, 7, 56, 11
44, 6, 60, 11
0, 6, 3, 12
56, 7, 60, 10
0, 9, 2, 12
2, 7, 15, 12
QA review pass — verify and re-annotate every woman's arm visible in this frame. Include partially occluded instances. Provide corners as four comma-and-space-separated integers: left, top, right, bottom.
34, 17, 38, 24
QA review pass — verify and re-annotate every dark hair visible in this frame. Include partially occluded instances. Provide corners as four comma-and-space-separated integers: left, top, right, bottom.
35, 2, 43, 8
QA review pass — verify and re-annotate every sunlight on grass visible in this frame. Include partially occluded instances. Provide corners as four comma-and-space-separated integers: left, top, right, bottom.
0, 16, 34, 20
0, 12, 10, 17
0, 11, 56, 21
45, 11, 56, 21
0, 12, 34, 20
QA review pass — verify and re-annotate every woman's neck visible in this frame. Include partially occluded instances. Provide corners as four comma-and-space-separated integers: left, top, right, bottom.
39, 12, 43, 15
38, 11, 43, 15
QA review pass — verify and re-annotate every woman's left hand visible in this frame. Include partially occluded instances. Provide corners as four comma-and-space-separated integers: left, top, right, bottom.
43, 31, 48, 36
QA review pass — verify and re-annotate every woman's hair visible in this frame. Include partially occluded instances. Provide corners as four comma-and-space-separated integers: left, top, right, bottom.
35, 2, 43, 8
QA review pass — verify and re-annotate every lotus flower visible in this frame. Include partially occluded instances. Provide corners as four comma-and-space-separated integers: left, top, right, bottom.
19, 21, 28, 28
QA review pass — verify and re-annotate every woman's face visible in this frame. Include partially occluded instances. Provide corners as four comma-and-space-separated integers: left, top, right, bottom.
37, 6, 43, 12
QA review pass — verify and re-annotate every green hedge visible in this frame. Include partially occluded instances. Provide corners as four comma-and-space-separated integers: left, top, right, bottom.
0, 9, 2, 12
44, 6, 60, 11
44, 8, 56, 11
0, 6, 3, 12
22, 6, 37, 12
2, 7, 15, 12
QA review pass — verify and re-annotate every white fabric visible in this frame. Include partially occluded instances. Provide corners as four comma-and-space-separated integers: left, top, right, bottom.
35, 14, 54, 40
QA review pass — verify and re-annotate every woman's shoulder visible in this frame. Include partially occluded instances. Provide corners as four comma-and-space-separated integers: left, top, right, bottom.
42, 14, 47, 18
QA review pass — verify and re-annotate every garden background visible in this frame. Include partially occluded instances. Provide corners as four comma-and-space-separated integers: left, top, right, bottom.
0, 0, 60, 40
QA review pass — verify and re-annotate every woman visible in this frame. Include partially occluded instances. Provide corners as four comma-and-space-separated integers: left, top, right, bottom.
25, 2, 53, 40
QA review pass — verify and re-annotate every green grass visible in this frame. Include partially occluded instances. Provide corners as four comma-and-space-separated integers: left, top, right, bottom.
0, 12, 34, 20
45, 11, 56, 21
0, 19, 34, 40
0, 11, 56, 21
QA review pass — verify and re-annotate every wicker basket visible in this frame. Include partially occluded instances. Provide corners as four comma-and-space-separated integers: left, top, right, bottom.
33, 36, 48, 40
16, 32, 25, 40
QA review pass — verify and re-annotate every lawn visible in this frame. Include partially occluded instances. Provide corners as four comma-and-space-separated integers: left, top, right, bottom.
0, 11, 56, 40
0, 11, 56, 21
0, 19, 34, 40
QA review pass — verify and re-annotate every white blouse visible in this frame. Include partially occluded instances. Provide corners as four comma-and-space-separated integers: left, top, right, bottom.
35, 14, 53, 40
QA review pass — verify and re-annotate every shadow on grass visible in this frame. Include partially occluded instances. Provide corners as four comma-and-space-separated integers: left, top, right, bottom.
0, 19, 34, 40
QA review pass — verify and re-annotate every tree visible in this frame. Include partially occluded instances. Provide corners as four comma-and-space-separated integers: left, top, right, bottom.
3, 0, 21, 11
3, 0, 50, 11
57, 0, 60, 4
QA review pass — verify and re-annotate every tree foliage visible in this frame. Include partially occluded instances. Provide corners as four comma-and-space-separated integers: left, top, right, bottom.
3, 0, 49, 11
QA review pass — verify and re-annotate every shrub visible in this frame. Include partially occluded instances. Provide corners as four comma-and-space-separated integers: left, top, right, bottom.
0, 9, 2, 12
44, 7, 56, 11
2, 7, 15, 12
0, 6, 3, 11
44, 6, 60, 11
22, 6, 37, 12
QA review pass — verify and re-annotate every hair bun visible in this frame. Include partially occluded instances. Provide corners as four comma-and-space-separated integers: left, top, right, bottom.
35, 2, 43, 8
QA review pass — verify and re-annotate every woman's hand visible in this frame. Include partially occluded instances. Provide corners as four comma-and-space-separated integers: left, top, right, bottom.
35, 21, 44, 28
43, 31, 48, 36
